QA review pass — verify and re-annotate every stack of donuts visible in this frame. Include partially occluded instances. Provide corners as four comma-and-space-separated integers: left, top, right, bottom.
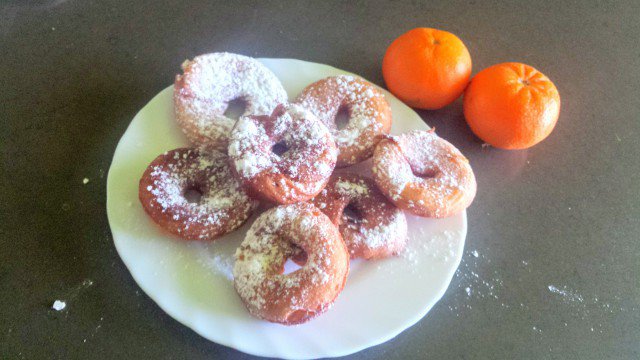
139, 52, 476, 325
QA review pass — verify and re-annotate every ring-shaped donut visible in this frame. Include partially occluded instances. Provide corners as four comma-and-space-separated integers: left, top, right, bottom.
174, 52, 288, 152
296, 75, 392, 167
228, 104, 337, 204
372, 130, 476, 218
312, 174, 407, 259
139, 148, 258, 240
233, 203, 349, 325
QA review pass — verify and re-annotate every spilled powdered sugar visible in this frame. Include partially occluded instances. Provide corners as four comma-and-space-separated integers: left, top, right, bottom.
400, 228, 459, 268
547, 285, 584, 303
450, 249, 503, 305
194, 246, 235, 282
445, 248, 637, 338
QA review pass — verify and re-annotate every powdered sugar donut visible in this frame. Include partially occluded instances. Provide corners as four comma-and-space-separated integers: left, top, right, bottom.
312, 174, 407, 259
372, 130, 477, 218
174, 52, 288, 152
296, 75, 392, 167
139, 148, 258, 240
228, 103, 337, 204
233, 203, 349, 325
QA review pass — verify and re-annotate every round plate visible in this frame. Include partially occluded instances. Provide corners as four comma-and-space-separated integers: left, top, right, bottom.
106, 58, 466, 359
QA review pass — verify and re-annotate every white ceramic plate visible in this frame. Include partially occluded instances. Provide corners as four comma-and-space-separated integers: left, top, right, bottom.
106, 58, 466, 359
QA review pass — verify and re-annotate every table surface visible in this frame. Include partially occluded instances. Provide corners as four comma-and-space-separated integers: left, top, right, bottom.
1, 1, 639, 359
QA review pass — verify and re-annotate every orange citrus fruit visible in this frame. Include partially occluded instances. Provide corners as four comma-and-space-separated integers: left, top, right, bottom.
382, 28, 472, 110
463, 62, 560, 149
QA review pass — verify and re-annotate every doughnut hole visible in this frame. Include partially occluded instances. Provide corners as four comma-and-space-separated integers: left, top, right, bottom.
289, 243, 308, 267
271, 141, 289, 157
270, 135, 311, 178
334, 103, 351, 130
223, 98, 247, 120
275, 241, 308, 274
183, 185, 204, 204
282, 258, 303, 275
341, 202, 364, 228
404, 153, 440, 182
412, 167, 440, 179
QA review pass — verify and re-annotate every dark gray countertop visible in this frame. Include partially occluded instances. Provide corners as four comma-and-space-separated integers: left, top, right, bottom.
1, 1, 639, 359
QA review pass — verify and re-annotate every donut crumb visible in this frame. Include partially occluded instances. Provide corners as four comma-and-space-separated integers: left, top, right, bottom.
52, 300, 66, 311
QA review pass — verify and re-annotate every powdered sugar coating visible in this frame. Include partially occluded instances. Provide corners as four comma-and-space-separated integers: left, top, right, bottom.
228, 104, 337, 204
312, 174, 407, 259
174, 53, 288, 152
139, 148, 259, 240
372, 130, 477, 218
233, 203, 349, 325
296, 75, 392, 167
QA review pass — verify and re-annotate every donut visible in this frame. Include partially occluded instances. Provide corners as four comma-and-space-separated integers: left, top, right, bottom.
228, 103, 337, 204
233, 203, 349, 325
296, 75, 392, 167
139, 148, 258, 240
372, 130, 476, 218
174, 52, 288, 152
312, 174, 407, 259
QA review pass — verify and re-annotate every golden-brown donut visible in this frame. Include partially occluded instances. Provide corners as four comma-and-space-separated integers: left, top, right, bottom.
138, 148, 258, 240
296, 75, 392, 167
372, 130, 476, 218
312, 174, 407, 259
228, 103, 337, 204
174, 52, 288, 152
233, 203, 349, 325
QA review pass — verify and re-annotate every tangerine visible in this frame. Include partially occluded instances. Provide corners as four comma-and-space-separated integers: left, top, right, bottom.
382, 28, 472, 110
463, 62, 560, 149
